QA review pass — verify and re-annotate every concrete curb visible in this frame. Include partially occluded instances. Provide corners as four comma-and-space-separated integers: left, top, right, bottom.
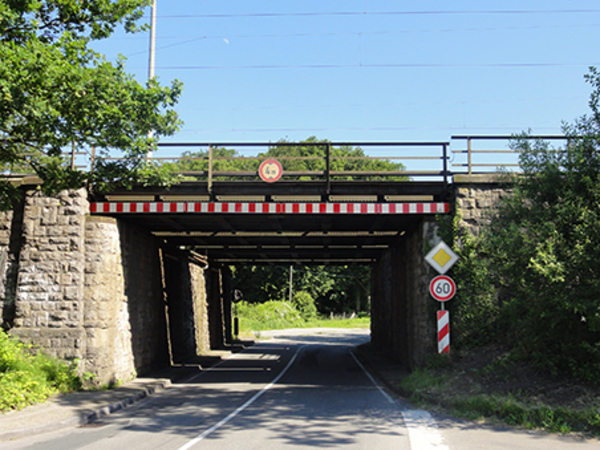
0, 379, 172, 442
85, 379, 171, 422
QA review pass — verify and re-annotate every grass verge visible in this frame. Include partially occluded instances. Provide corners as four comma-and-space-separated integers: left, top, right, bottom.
397, 351, 600, 436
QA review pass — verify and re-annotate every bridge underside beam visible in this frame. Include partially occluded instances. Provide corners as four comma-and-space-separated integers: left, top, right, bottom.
91, 201, 448, 264
97, 180, 449, 202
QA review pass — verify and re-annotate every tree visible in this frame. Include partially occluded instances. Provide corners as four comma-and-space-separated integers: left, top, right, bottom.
478, 69, 600, 381
0, 0, 182, 208
170, 137, 406, 181
232, 264, 371, 315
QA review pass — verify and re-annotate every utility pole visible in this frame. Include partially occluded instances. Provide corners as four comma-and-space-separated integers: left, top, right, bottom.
288, 265, 293, 303
147, 0, 157, 159
148, 0, 157, 81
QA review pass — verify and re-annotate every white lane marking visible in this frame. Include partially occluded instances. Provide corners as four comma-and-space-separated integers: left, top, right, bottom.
176, 345, 304, 450
350, 350, 450, 450
402, 410, 450, 450
350, 350, 395, 404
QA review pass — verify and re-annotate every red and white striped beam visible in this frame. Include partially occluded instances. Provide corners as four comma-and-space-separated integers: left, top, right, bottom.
90, 202, 450, 215
437, 310, 450, 354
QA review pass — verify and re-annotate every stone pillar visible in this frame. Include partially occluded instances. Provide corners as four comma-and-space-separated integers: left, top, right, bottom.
221, 266, 233, 346
84, 216, 171, 384
208, 266, 227, 349
189, 258, 210, 355
84, 216, 135, 384
0, 199, 24, 329
370, 220, 437, 369
162, 248, 210, 362
11, 189, 88, 360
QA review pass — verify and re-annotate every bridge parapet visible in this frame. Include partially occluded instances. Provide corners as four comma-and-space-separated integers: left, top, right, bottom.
453, 173, 514, 237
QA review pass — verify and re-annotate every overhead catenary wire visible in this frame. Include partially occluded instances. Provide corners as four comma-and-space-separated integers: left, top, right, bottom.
154, 62, 600, 70
153, 9, 600, 19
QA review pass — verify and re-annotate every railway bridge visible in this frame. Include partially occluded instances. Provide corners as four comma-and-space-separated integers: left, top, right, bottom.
0, 138, 530, 384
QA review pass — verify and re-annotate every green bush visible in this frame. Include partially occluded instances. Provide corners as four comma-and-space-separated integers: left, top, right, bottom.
0, 330, 82, 411
237, 300, 304, 332
291, 291, 318, 319
438, 69, 600, 382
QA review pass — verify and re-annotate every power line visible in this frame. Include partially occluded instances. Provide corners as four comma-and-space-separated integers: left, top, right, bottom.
155, 62, 600, 70
175, 95, 587, 113
176, 125, 561, 134
117, 23, 600, 42
121, 23, 600, 57
154, 10, 600, 19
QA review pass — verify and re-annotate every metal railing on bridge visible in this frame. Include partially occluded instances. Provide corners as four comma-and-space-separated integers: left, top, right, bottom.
450, 135, 574, 175
150, 141, 451, 187
2, 135, 581, 184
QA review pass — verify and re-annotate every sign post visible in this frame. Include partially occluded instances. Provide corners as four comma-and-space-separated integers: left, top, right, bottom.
425, 241, 458, 354
232, 289, 243, 340
437, 310, 450, 354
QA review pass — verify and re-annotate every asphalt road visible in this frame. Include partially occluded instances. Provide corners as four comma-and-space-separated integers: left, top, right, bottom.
3, 329, 598, 450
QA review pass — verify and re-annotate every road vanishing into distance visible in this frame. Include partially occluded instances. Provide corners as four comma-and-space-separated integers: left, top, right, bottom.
3, 329, 598, 450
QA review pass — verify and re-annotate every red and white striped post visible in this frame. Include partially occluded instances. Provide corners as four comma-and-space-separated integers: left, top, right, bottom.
437, 310, 450, 354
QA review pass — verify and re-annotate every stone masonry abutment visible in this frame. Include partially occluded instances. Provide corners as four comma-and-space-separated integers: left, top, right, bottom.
0, 188, 222, 386
370, 220, 440, 369
370, 175, 511, 369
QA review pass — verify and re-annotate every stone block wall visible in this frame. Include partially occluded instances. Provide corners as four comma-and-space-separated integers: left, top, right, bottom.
0, 188, 212, 386
10, 189, 88, 360
454, 174, 513, 237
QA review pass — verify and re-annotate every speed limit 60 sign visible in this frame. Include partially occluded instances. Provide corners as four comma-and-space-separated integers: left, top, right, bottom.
429, 275, 456, 302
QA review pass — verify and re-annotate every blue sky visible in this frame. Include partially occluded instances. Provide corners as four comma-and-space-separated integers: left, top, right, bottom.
93, 1, 600, 165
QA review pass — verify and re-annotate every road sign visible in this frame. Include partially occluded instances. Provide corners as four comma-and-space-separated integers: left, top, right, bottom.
437, 310, 450, 354
258, 159, 283, 183
429, 275, 456, 302
232, 289, 243, 303
425, 241, 458, 274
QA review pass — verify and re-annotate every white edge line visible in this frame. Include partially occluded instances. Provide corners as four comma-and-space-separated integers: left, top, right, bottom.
177, 345, 304, 450
350, 350, 450, 450
350, 350, 395, 404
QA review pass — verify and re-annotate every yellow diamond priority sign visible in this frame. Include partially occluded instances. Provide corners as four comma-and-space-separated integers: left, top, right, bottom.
425, 241, 458, 274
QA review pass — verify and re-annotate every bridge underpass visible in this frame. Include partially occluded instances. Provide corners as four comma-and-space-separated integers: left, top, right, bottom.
89, 178, 451, 372
3, 139, 517, 384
